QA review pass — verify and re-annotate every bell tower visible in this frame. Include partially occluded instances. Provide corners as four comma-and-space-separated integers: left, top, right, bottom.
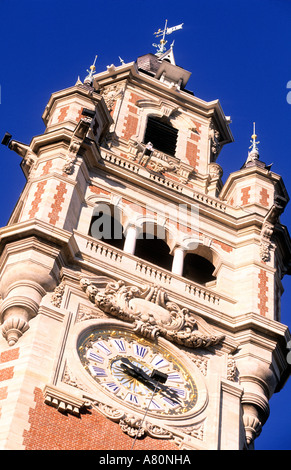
0, 25, 290, 450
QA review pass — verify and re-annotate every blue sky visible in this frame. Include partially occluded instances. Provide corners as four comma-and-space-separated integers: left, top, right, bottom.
0, 0, 291, 450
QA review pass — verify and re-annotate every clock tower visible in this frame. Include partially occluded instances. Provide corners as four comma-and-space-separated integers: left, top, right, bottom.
0, 27, 290, 450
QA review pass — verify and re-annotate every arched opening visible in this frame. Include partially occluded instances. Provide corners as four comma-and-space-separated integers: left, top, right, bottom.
89, 203, 125, 250
143, 116, 178, 156
134, 222, 173, 271
183, 253, 216, 284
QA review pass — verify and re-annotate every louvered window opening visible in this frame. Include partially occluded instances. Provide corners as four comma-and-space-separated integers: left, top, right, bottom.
144, 116, 178, 157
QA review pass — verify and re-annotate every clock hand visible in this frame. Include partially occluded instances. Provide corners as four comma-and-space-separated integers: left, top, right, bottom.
119, 358, 181, 404
119, 358, 144, 379
119, 357, 150, 383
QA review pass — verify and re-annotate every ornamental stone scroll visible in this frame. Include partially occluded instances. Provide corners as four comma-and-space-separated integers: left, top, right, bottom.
79, 278, 225, 350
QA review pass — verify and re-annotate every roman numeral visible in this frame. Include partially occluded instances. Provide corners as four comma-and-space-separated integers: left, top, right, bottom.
125, 393, 140, 406
104, 382, 120, 394
112, 339, 126, 353
169, 387, 186, 399
151, 355, 169, 369
167, 372, 183, 383
86, 349, 104, 364
161, 396, 180, 408
146, 399, 162, 410
94, 340, 112, 356
88, 365, 107, 377
133, 344, 148, 359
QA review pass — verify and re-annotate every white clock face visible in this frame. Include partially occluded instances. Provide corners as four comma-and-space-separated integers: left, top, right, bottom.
78, 328, 198, 415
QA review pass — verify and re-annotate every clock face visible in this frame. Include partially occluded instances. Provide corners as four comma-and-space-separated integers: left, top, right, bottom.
78, 328, 198, 415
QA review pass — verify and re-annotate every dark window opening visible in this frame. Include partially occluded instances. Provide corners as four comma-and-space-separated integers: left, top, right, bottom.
143, 116, 178, 157
183, 253, 216, 284
89, 212, 125, 250
135, 235, 173, 271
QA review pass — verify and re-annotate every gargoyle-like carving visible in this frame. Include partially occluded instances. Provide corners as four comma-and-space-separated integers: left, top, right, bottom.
209, 121, 221, 160
227, 357, 238, 382
7, 140, 36, 176
63, 116, 93, 174
80, 278, 225, 349
260, 199, 286, 262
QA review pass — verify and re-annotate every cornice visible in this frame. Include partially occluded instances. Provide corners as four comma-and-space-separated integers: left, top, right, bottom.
30, 128, 73, 154
0, 219, 71, 251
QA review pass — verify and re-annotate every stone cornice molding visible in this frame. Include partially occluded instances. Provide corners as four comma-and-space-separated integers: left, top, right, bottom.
0, 219, 71, 252
220, 378, 243, 399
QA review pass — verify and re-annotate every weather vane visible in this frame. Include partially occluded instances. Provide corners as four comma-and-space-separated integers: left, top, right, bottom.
84, 55, 98, 84
153, 19, 183, 55
245, 122, 260, 164
249, 122, 260, 153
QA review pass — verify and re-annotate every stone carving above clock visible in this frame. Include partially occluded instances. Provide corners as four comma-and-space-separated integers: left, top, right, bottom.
80, 278, 225, 350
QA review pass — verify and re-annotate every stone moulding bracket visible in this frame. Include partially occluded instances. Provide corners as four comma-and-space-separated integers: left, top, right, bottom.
44, 384, 90, 416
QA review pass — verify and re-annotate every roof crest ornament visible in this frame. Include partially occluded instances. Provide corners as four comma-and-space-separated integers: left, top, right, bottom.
152, 19, 183, 56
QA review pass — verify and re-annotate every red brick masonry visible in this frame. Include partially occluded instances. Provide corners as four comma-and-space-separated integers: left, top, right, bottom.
258, 269, 269, 316
23, 388, 178, 450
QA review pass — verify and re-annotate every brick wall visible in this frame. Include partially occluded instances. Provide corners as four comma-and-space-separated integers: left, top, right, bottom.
0, 348, 19, 419
259, 187, 270, 207
258, 269, 269, 316
23, 388, 178, 450
122, 92, 142, 141
185, 129, 201, 171
57, 106, 70, 123
28, 181, 47, 219
241, 186, 251, 205
48, 181, 68, 225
